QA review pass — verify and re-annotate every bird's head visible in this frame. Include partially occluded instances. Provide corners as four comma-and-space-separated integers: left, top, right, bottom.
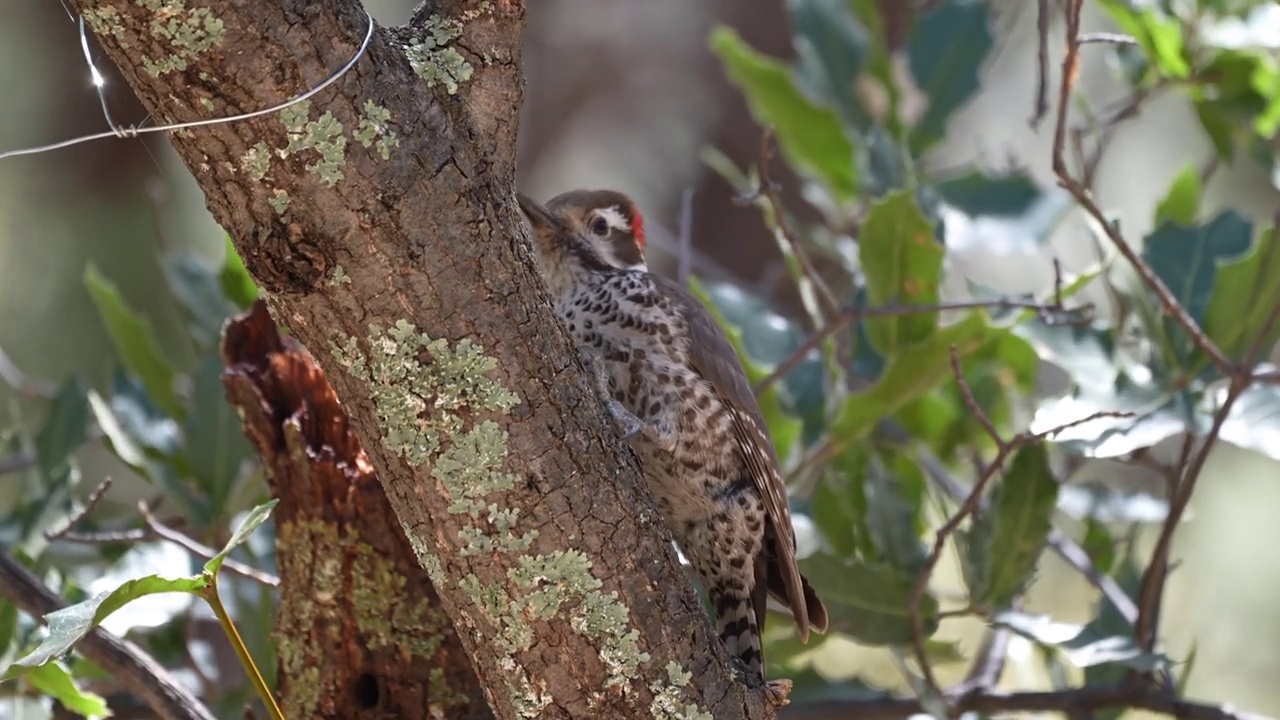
543, 189, 648, 271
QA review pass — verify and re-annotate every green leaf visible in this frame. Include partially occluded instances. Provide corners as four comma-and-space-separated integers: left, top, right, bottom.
1195, 100, 1237, 159
789, 0, 870, 128
204, 499, 278, 576
1142, 211, 1253, 371
219, 236, 259, 310
966, 444, 1058, 609
1205, 224, 1280, 361
1154, 165, 1202, 226
907, 1, 993, 151
84, 265, 183, 420
185, 354, 253, 514
858, 191, 944, 354
799, 553, 937, 645
164, 253, 235, 350
22, 662, 110, 718
1219, 384, 1280, 462
86, 390, 151, 472
1082, 518, 1117, 575
710, 26, 858, 201
935, 169, 1041, 217
834, 312, 991, 442
9, 575, 209, 670
35, 377, 89, 478
1144, 211, 1253, 323
810, 446, 874, 560
1096, 0, 1189, 79
863, 456, 927, 579
0, 596, 17, 657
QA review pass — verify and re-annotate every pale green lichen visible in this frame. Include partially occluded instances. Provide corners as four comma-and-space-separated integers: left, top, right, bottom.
328, 265, 352, 286
280, 101, 347, 187
333, 322, 657, 710
404, 15, 474, 94
331, 321, 518, 468
268, 189, 291, 215
649, 662, 712, 720
240, 141, 271, 181
83, 6, 128, 46
136, 0, 225, 77
277, 520, 466, 716
198, 96, 214, 111
355, 100, 400, 160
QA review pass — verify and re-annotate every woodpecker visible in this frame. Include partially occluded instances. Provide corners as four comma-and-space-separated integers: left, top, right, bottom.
517, 189, 828, 683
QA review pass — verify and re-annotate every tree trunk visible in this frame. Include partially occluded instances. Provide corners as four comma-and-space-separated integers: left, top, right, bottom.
72, 0, 770, 717
222, 300, 494, 719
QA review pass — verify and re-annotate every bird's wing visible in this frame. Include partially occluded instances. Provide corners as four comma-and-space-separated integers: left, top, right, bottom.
651, 274, 812, 639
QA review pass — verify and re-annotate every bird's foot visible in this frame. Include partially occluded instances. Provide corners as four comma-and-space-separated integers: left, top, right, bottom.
605, 399, 644, 441
764, 680, 793, 709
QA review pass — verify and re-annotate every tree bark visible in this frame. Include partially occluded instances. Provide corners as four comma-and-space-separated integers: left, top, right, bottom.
72, 0, 769, 717
222, 300, 494, 719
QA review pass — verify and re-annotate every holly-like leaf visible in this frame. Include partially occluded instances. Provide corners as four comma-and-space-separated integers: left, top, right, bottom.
858, 191, 944, 354
84, 265, 183, 420
864, 456, 927, 579
1141, 211, 1253, 371
834, 312, 991, 442
907, 1, 993, 151
185, 354, 254, 515
789, 0, 870, 128
1219, 384, 1280, 462
34, 377, 89, 479
1205, 224, 1280, 362
965, 444, 1058, 609
711, 27, 858, 201
204, 499, 278, 576
799, 553, 937, 645
219, 236, 259, 310
936, 169, 1042, 217
810, 446, 874, 560
1154, 164, 1202, 226
21, 662, 109, 718
8, 574, 209, 671
164, 253, 235, 351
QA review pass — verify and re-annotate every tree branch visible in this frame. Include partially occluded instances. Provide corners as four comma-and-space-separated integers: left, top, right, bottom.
0, 553, 217, 720
783, 680, 1271, 720
69, 1, 767, 717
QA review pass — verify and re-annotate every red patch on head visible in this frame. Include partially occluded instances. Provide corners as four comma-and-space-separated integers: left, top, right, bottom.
629, 203, 646, 249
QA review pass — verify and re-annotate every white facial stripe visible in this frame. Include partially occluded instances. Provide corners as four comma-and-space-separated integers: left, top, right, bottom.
594, 205, 631, 233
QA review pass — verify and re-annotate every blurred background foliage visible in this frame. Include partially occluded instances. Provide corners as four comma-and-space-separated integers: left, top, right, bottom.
2, 0, 1280, 717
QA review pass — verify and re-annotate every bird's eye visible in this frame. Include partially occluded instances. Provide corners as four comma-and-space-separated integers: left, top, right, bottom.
589, 216, 610, 237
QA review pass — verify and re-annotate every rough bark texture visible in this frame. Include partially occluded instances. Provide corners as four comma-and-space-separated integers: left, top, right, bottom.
72, 0, 770, 717
222, 300, 495, 719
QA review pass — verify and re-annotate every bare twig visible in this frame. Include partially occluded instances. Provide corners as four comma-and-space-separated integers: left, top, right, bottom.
1134, 301, 1280, 651
1078, 32, 1139, 45
739, 128, 842, 326
676, 188, 695, 285
1030, 0, 1051, 128
44, 475, 115, 540
0, 553, 218, 720
138, 501, 279, 587
0, 345, 57, 398
780, 680, 1272, 720
1050, 0, 1233, 376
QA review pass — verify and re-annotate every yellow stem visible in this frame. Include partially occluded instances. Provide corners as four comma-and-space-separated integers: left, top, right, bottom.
203, 575, 285, 720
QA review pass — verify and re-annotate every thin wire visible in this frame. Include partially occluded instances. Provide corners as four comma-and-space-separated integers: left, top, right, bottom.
0, 10, 376, 162
78, 15, 122, 137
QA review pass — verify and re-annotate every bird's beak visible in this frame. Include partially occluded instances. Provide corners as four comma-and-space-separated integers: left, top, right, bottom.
516, 192, 560, 235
